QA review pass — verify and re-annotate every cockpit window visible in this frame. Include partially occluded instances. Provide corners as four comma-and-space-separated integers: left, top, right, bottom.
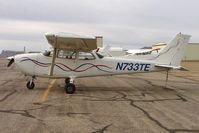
78, 52, 95, 60
42, 50, 51, 57
57, 50, 75, 59
57, 50, 95, 60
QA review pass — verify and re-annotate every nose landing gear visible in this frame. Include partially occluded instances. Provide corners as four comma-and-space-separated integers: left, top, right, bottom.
26, 76, 35, 89
26, 81, 35, 89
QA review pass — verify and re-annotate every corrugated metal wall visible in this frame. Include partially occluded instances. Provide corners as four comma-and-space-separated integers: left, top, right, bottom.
152, 43, 199, 61
183, 43, 199, 61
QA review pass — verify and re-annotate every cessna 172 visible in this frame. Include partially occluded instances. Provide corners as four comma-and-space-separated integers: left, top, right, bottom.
7, 32, 190, 94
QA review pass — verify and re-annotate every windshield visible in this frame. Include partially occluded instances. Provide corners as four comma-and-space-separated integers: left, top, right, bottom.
96, 52, 104, 59
42, 50, 51, 56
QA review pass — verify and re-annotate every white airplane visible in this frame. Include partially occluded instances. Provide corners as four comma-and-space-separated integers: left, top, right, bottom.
126, 48, 161, 55
7, 32, 190, 94
96, 46, 126, 57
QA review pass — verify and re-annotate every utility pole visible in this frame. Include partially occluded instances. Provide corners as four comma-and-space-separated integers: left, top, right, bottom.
24, 46, 26, 53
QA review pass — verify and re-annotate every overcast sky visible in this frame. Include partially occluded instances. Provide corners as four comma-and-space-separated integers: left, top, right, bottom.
0, 0, 199, 52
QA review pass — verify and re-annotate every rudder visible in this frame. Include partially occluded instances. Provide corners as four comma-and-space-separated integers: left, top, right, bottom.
154, 33, 191, 66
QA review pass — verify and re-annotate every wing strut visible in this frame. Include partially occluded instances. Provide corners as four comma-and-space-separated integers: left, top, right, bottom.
165, 69, 169, 87
49, 35, 58, 76
50, 48, 57, 76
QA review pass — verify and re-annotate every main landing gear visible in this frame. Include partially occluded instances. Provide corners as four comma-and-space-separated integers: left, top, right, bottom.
26, 76, 35, 89
25, 76, 76, 94
64, 77, 76, 94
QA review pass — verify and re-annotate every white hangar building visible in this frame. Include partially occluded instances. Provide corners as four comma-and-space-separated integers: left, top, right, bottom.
152, 43, 199, 61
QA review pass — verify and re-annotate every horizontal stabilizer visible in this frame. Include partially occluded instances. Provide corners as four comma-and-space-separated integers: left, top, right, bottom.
155, 64, 188, 71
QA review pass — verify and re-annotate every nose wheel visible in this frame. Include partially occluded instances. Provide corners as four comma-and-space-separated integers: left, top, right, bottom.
64, 77, 76, 94
26, 76, 35, 90
26, 81, 35, 89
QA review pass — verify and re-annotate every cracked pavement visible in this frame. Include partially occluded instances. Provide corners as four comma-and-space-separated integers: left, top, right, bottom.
0, 58, 199, 133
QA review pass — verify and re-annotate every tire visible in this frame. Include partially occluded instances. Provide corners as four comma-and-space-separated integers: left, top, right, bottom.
26, 81, 35, 89
64, 83, 76, 94
65, 78, 70, 84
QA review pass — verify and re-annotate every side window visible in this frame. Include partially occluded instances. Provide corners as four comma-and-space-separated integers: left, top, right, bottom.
57, 50, 76, 59
78, 52, 95, 60
57, 50, 95, 60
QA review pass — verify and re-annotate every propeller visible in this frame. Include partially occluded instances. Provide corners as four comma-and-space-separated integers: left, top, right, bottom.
7, 57, 14, 67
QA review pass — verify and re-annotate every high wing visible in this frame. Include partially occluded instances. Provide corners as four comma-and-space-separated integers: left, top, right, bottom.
45, 32, 98, 76
45, 32, 97, 52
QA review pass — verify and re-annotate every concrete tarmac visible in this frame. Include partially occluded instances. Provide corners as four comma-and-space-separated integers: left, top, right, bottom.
0, 58, 199, 133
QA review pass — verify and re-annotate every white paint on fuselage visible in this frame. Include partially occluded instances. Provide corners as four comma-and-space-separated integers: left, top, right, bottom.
14, 53, 165, 79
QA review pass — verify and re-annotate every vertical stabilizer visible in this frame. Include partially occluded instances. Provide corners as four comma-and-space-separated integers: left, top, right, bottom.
154, 33, 191, 66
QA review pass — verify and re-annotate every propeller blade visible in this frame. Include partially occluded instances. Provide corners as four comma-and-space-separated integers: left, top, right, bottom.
7, 58, 14, 67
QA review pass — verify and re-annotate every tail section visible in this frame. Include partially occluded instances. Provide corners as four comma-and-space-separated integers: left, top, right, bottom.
154, 33, 191, 66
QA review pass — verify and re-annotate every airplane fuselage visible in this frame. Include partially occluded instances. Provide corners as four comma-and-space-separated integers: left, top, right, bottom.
14, 53, 165, 79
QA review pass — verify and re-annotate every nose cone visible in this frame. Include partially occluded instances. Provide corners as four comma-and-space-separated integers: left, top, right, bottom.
13, 53, 38, 75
